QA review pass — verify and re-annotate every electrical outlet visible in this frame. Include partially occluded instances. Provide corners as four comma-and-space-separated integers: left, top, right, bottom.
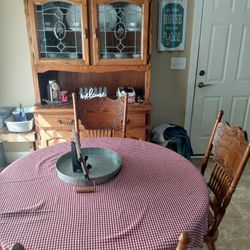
170, 57, 187, 70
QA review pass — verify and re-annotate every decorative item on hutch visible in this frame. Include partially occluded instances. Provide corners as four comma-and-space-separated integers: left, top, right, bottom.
24, 0, 153, 147
60, 91, 69, 103
79, 87, 108, 99
117, 87, 136, 103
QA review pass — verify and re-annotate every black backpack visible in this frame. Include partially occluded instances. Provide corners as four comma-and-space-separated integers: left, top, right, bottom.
163, 124, 193, 161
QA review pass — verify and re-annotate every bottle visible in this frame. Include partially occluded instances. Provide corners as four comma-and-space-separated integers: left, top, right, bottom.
51, 82, 60, 101
47, 80, 56, 101
18, 104, 27, 122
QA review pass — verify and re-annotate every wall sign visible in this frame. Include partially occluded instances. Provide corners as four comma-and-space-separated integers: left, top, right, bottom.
158, 0, 187, 51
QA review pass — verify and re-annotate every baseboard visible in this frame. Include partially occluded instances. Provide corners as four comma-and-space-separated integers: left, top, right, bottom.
191, 155, 204, 159
5, 151, 30, 163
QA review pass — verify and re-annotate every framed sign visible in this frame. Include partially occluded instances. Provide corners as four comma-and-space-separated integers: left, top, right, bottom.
158, 0, 187, 51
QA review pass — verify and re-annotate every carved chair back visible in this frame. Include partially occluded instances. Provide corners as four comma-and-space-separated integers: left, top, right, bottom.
201, 110, 250, 249
72, 93, 128, 138
176, 232, 190, 250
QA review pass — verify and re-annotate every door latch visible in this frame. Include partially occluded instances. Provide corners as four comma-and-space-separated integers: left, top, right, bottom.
198, 82, 211, 88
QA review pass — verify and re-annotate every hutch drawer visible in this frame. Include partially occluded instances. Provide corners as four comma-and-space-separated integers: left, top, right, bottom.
36, 114, 74, 129
34, 104, 151, 147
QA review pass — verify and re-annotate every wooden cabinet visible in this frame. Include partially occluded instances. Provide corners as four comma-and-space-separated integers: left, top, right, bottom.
24, 0, 153, 147
26, 0, 89, 67
34, 103, 151, 146
90, 0, 149, 65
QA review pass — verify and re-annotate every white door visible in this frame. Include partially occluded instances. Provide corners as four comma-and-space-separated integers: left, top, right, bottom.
190, 0, 250, 154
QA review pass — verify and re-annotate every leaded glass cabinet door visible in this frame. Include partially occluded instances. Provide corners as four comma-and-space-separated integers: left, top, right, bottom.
28, 0, 89, 66
91, 0, 149, 65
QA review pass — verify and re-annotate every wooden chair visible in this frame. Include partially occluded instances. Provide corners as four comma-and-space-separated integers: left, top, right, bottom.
201, 110, 250, 250
72, 93, 128, 138
176, 232, 190, 250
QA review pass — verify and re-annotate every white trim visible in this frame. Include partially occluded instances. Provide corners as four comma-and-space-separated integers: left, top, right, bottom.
184, 0, 204, 134
191, 155, 204, 159
5, 151, 30, 163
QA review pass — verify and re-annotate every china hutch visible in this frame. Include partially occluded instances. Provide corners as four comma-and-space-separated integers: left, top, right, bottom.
24, 0, 153, 147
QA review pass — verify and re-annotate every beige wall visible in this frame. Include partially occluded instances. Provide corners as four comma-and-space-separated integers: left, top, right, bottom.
151, 0, 194, 127
0, 0, 35, 154
0, 0, 195, 153
0, 0, 35, 106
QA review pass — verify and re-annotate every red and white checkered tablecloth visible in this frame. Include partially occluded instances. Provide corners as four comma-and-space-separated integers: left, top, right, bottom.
0, 138, 208, 250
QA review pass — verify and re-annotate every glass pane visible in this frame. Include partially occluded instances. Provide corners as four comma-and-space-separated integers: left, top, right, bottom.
98, 2, 142, 59
35, 1, 83, 59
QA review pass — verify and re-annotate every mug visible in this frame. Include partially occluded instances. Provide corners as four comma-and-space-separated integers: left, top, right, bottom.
60, 91, 68, 103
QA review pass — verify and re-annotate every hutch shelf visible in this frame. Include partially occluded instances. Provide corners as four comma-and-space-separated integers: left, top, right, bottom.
24, 0, 153, 147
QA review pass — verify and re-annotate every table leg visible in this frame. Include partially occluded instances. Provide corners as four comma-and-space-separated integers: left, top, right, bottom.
29, 141, 36, 151
32, 141, 36, 151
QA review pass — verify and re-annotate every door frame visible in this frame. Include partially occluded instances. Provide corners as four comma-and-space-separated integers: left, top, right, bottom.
184, 0, 204, 134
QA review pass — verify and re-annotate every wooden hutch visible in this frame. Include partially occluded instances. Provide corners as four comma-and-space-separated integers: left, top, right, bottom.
24, 0, 153, 147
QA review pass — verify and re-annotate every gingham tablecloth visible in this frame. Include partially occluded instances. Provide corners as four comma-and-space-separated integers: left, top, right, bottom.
0, 138, 208, 250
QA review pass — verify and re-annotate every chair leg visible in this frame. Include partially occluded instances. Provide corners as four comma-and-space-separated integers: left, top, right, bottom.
204, 230, 218, 250
205, 240, 216, 250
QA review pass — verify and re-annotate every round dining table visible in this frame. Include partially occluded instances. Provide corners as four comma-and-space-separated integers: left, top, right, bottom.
0, 138, 208, 250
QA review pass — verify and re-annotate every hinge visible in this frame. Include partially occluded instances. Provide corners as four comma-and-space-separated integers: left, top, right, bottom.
147, 54, 151, 63
94, 28, 98, 39
32, 52, 35, 63
83, 28, 88, 39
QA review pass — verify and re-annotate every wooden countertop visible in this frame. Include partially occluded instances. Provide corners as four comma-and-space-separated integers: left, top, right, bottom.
34, 102, 152, 114
0, 127, 36, 143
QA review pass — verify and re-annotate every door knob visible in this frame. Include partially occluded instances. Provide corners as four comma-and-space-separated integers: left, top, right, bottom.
199, 70, 205, 76
198, 82, 211, 88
